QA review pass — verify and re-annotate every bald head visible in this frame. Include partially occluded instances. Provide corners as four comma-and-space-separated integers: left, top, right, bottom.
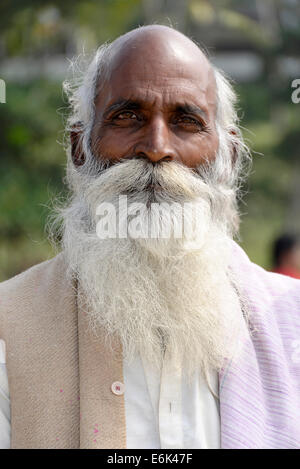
108, 26, 212, 76
112, 24, 203, 51
103, 25, 216, 110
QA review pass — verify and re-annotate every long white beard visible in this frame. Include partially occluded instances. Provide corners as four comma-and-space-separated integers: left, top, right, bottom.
60, 157, 247, 379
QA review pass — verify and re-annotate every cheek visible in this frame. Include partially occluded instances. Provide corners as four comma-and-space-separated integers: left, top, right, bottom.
178, 133, 219, 168
91, 129, 135, 160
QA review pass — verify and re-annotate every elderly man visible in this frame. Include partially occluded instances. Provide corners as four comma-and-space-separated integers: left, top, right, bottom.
0, 25, 300, 449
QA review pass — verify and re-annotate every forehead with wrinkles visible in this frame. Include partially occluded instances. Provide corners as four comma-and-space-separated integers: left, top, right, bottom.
95, 26, 217, 116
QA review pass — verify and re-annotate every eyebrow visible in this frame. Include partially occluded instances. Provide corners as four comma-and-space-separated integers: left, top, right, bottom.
103, 99, 143, 119
174, 103, 208, 122
102, 98, 209, 122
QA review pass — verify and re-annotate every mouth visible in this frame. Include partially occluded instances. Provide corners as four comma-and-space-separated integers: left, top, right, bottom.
146, 183, 163, 191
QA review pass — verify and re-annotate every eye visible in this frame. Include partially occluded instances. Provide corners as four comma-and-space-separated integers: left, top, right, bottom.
173, 114, 207, 132
114, 111, 138, 120
178, 116, 202, 126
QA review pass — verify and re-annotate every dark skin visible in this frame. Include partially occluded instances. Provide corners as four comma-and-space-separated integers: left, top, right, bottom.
71, 26, 220, 169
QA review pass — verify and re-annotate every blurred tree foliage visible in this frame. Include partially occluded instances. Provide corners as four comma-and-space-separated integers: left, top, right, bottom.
0, 0, 299, 280
0, 80, 65, 280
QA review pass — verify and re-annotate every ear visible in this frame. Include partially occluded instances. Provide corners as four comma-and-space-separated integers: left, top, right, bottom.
70, 123, 85, 167
229, 129, 238, 165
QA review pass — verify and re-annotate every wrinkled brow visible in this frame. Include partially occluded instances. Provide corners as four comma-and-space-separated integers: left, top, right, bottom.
103, 98, 209, 121
103, 99, 143, 119
174, 103, 208, 122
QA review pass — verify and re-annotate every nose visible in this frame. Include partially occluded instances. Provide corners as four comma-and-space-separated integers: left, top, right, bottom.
134, 116, 176, 163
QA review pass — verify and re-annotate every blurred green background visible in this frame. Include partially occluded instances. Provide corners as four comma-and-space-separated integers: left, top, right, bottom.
0, 0, 300, 281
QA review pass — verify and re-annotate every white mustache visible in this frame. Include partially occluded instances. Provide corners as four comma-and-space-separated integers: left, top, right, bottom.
81, 157, 214, 207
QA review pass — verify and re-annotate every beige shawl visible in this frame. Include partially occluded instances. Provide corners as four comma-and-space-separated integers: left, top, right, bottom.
0, 253, 126, 448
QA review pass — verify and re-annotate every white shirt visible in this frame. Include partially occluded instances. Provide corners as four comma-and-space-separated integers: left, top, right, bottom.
0, 339, 220, 449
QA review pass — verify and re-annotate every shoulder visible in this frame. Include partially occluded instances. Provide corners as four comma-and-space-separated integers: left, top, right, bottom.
0, 253, 73, 336
231, 241, 300, 323
231, 240, 300, 293
0, 253, 67, 299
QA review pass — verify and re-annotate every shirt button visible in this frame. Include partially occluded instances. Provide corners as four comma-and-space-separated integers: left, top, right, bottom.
111, 381, 125, 396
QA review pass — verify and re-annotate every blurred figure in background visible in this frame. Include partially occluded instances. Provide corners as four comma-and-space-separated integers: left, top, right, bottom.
272, 234, 300, 279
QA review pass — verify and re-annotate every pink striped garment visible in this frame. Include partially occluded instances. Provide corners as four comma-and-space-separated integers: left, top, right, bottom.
219, 242, 300, 448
